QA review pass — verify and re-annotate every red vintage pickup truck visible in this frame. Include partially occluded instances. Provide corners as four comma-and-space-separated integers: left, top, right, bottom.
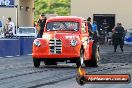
32, 16, 100, 67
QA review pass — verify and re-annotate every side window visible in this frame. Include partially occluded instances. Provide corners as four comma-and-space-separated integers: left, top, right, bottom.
81, 22, 86, 33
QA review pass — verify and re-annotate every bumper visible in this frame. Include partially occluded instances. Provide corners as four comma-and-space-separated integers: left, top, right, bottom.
32, 53, 80, 59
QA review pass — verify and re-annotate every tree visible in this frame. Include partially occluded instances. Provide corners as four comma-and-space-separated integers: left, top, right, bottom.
34, 0, 70, 21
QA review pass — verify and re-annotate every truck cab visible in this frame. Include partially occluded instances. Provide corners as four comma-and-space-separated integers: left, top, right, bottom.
32, 16, 100, 67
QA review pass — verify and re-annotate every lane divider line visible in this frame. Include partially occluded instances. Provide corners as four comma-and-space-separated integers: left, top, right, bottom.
5, 56, 14, 58
0, 54, 32, 59
16, 55, 20, 56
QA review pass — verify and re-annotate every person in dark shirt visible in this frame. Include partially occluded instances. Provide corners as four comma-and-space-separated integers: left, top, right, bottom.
0, 20, 2, 27
0, 20, 2, 35
100, 19, 110, 43
37, 13, 47, 38
101, 19, 109, 33
112, 23, 125, 52
87, 17, 99, 44
87, 17, 93, 36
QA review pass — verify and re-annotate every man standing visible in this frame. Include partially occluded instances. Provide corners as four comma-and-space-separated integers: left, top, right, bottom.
101, 19, 109, 33
100, 19, 110, 43
87, 17, 93, 36
112, 23, 125, 52
37, 13, 47, 38
5, 17, 15, 37
92, 21, 98, 43
0, 20, 2, 27
92, 21, 97, 33
0, 20, 2, 35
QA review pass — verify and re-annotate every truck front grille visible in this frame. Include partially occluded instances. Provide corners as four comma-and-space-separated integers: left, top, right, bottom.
49, 39, 62, 54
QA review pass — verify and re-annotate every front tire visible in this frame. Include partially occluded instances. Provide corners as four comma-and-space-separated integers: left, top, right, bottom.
33, 58, 40, 67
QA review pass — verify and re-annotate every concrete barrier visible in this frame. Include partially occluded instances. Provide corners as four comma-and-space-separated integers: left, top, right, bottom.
0, 38, 34, 57
19, 38, 34, 55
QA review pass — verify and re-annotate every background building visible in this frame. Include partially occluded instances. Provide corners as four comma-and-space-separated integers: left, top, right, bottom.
0, 0, 34, 27
71, 0, 132, 30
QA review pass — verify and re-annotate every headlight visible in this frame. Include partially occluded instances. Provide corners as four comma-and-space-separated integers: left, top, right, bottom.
70, 40, 77, 47
34, 40, 41, 47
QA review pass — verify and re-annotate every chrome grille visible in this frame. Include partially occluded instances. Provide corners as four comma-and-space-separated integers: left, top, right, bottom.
49, 39, 62, 54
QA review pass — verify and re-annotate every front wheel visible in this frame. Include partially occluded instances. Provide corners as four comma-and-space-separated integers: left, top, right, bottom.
76, 49, 84, 68
33, 58, 41, 67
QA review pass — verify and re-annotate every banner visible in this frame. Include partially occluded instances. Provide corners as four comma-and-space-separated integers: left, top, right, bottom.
76, 67, 131, 85
0, 0, 14, 6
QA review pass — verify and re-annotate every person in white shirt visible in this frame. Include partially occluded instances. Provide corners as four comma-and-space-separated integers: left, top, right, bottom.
7, 17, 15, 35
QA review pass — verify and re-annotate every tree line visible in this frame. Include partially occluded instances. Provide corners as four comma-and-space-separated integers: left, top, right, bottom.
34, 0, 70, 20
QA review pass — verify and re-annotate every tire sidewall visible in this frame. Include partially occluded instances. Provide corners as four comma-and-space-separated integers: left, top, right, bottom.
76, 49, 84, 68
91, 43, 99, 66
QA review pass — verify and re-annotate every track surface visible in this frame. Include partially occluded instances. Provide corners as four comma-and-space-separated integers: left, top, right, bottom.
0, 45, 132, 88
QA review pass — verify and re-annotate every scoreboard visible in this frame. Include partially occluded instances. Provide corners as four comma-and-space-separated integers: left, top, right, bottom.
0, 0, 14, 6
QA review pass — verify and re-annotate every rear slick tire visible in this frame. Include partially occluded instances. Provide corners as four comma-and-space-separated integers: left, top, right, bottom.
76, 49, 84, 68
85, 43, 99, 67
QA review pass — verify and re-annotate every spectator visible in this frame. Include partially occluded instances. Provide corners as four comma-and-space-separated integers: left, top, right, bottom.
0, 20, 2, 35
0, 20, 2, 27
100, 19, 109, 33
5, 17, 15, 38
37, 13, 47, 38
87, 17, 93, 36
112, 23, 125, 52
34, 21, 38, 33
100, 19, 110, 43
92, 21, 97, 33
92, 21, 99, 43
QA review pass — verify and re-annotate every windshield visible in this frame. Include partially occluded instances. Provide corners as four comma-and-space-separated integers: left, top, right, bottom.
46, 21, 79, 31
19, 28, 35, 34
